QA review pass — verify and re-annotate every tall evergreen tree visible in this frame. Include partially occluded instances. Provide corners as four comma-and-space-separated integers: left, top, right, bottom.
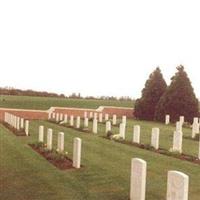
134, 67, 167, 120
155, 65, 199, 123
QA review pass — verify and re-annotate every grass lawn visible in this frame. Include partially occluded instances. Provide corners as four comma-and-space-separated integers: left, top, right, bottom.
0, 95, 134, 110
0, 118, 200, 200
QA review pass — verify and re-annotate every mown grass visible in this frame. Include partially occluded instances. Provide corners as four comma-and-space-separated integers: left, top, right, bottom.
0, 95, 134, 110
0, 118, 200, 200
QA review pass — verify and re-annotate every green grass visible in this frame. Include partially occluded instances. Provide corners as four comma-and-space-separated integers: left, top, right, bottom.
0, 95, 134, 110
1, 118, 200, 200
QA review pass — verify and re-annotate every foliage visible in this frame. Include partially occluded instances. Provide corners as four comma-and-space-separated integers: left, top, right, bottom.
155, 65, 199, 123
134, 67, 167, 120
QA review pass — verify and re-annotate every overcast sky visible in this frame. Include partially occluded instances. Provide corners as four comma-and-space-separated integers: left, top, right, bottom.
0, 0, 200, 98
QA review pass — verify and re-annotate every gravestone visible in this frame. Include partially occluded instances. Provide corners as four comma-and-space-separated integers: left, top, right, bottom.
130, 158, 147, 200
25, 120, 29, 136
20, 118, 24, 129
176, 121, 182, 133
99, 113, 103, 123
179, 116, 184, 125
73, 137, 82, 168
122, 115, 127, 124
59, 113, 63, 121
167, 171, 189, 200
84, 111, 87, 118
112, 114, 117, 125
119, 123, 126, 139
192, 122, 199, 138
56, 113, 59, 122
151, 128, 160, 150
16, 117, 20, 130
105, 114, 109, 121
105, 121, 111, 133
165, 114, 170, 125
57, 132, 64, 152
38, 125, 44, 142
133, 125, 140, 144
76, 116, 81, 129
84, 117, 88, 128
89, 112, 93, 119
92, 119, 98, 134
47, 128, 53, 150
172, 131, 182, 153
70, 115, 74, 126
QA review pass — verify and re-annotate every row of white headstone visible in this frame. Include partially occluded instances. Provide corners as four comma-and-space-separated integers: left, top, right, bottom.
49, 112, 127, 125
131, 124, 200, 159
4, 112, 29, 136
130, 158, 189, 200
38, 126, 82, 168
165, 115, 200, 139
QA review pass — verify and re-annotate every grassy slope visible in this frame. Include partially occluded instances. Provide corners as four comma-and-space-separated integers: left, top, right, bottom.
0, 95, 134, 110
0, 119, 199, 200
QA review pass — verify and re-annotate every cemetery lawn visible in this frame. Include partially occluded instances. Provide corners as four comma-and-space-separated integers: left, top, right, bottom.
0, 95, 134, 110
0, 119, 200, 200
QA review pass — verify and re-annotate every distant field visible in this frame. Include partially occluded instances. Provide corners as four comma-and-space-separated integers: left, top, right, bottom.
0, 95, 134, 110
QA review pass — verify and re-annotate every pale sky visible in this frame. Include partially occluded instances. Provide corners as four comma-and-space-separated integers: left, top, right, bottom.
0, 0, 200, 98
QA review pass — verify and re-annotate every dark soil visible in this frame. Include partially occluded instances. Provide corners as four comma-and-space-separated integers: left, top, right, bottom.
102, 136, 200, 165
2, 122, 26, 136
29, 144, 74, 170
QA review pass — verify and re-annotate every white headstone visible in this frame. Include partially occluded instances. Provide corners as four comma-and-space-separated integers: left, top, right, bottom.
25, 120, 29, 136
64, 114, 68, 123
119, 123, 126, 139
172, 131, 182, 153
38, 125, 44, 142
76, 116, 81, 129
105, 113, 109, 121
84, 117, 88, 128
47, 128, 53, 150
92, 119, 98, 134
112, 114, 117, 125
192, 122, 199, 138
151, 128, 160, 150
99, 113, 103, 123
59, 113, 63, 121
176, 121, 182, 133
52, 113, 56, 119
56, 113, 60, 122
167, 171, 189, 200
20, 118, 24, 129
70, 115, 74, 126
122, 115, 127, 124
73, 137, 82, 168
94, 113, 98, 120
89, 112, 93, 119
84, 111, 87, 118
193, 117, 198, 124
165, 114, 170, 125
130, 158, 147, 200
105, 121, 111, 133
133, 125, 140, 144
180, 116, 184, 125
57, 132, 64, 152
16, 117, 20, 130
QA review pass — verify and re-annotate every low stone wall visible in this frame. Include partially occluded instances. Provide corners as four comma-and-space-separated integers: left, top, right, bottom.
0, 108, 48, 121
0, 106, 134, 121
